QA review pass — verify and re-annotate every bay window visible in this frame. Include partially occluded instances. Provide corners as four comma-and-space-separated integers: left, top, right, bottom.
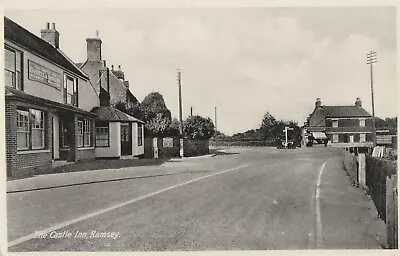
5, 46, 23, 90
17, 108, 45, 150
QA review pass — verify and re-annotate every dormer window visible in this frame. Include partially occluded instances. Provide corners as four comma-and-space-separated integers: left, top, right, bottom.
63, 74, 78, 106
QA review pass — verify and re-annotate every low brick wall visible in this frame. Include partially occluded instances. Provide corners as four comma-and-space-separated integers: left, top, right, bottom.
15, 151, 52, 177
183, 139, 209, 157
77, 148, 96, 162
158, 138, 180, 158
144, 137, 180, 159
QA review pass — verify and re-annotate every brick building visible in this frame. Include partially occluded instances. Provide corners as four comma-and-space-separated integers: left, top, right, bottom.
306, 98, 374, 148
4, 17, 99, 177
4, 17, 144, 178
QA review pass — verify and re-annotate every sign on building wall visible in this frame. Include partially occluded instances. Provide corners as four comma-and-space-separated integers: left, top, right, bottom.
28, 60, 62, 90
163, 137, 174, 148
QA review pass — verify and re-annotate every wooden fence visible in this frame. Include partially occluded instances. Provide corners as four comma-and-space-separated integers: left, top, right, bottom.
386, 174, 398, 249
365, 155, 397, 249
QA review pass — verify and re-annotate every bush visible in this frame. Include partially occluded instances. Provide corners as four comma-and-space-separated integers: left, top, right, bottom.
183, 115, 215, 140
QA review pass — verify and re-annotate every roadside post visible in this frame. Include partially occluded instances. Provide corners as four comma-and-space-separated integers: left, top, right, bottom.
283, 127, 294, 149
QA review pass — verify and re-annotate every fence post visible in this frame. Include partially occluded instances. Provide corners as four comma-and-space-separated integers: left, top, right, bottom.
386, 174, 398, 249
358, 153, 366, 189
153, 137, 158, 159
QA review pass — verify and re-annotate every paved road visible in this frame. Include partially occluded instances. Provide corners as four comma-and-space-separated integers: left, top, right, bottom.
7, 147, 383, 251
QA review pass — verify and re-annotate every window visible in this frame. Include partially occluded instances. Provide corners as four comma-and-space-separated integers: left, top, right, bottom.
332, 119, 338, 128
17, 108, 45, 150
84, 119, 91, 147
333, 134, 339, 143
359, 119, 366, 127
63, 74, 78, 106
78, 119, 92, 147
96, 125, 109, 147
77, 121, 84, 147
137, 123, 143, 146
360, 133, 366, 142
5, 46, 22, 90
17, 110, 29, 150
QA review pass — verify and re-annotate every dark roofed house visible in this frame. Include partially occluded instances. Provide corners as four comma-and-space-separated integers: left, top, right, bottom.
4, 17, 100, 178
306, 98, 374, 148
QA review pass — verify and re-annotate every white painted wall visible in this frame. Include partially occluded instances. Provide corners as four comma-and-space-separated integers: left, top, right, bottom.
131, 122, 144, 156
78, 80, 100, 112
95, 122, 121, 158
53, 114, 60, 159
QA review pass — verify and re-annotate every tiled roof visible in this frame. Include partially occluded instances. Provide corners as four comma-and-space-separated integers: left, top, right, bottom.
5, 87, 96, 116
4, 17, 88, 79
91, 106, 144, 123
322, 106, 371, 118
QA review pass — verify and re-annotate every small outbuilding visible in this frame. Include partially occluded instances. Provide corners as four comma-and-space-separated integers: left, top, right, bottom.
91, 106, 145, 158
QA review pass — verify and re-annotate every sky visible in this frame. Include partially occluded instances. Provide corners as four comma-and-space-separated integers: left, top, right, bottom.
5, 6, 397, 135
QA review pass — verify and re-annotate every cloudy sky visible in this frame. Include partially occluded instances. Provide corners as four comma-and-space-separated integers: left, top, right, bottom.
5, 6, 397, 135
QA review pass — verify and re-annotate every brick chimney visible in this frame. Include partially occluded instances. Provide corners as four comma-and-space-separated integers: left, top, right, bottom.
123, 80, 129, 89
41, 22, 60, 48
355, 97, 362, 108
315, 98, 322, 109
86, 33, 102, 62
112, 65, 125, 81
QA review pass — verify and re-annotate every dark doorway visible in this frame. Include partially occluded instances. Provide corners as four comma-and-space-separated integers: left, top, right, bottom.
120, 123, 132, 155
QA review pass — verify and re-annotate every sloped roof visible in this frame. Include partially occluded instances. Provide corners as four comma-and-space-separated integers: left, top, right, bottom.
91, 106, 145, 123
321, 106, 371, 118
4, 17, 88, 79
5, 87, 96, 116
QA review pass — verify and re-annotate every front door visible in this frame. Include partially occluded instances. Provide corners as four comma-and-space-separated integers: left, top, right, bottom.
120, 123, 132, 155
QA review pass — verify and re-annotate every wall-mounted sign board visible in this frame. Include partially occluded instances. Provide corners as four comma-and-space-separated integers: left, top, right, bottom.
28, 60, 62, 90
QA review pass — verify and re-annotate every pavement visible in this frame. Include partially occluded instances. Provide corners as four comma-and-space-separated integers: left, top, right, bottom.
7, 147, 387, 251
6, 153, 217, 193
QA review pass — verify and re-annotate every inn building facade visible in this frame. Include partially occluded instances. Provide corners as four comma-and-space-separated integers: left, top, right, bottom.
4, 17, 144, 178
306, 98, 374, 148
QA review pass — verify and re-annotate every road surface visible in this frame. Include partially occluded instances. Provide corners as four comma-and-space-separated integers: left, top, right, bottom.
7, 147, 383, 251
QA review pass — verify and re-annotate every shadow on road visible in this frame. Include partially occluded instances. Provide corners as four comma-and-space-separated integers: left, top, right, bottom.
210, 149, 240, 157
8, 158, 172, 181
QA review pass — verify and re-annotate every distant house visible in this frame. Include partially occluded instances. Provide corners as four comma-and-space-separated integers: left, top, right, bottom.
306, 98, 374, 147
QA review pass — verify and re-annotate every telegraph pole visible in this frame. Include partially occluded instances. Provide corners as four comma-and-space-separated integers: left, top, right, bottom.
214, 107, 217, 131
177, 69, 184, 157
177, 69, 183, 136
366, 51, 377, 146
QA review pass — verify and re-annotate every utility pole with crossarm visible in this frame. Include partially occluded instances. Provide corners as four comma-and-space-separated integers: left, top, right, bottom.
366, 51, 377, 146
